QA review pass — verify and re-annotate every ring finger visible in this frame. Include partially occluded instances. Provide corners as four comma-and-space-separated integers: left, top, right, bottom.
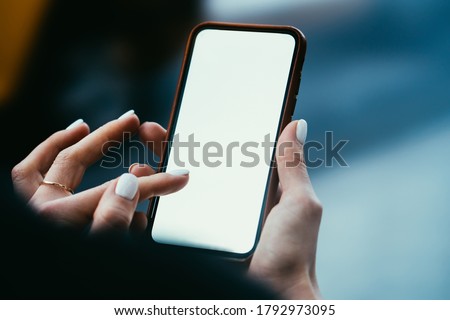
31, 110, 140, 206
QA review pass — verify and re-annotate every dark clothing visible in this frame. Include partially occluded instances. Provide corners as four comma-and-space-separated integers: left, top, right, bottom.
0, 171, 276, 299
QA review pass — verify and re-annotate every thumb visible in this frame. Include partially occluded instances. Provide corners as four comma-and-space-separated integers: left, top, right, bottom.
90, 173, 139, 234
276, 119, 312, 194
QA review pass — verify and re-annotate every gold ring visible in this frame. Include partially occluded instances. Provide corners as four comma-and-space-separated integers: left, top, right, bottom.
40, 180, 74, 194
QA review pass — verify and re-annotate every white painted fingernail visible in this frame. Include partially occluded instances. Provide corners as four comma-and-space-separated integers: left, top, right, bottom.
296, 119, 308, 144
115, 173, 138, 200
66, 119, 84, 130
118, 109, 135, 119
167, 169, 190, 176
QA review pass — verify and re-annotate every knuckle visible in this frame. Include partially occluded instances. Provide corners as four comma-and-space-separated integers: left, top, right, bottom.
303, 196, 323, 220
53, 147, 82, 167
36, 202, 58, 219
304, 196, 323, 216
11, 164, 28, 183
277, 144, 305, 168
34, 202, 74, 227
287, 193, 323, 218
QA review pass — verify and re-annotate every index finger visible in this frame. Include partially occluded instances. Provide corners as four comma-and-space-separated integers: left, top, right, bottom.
12, 120, 90, 200
33, 111, 140, 204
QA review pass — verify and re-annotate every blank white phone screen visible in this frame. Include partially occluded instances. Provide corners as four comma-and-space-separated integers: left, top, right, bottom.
151, 28, 296, 255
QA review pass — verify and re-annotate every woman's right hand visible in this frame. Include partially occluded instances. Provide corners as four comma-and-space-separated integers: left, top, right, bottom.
11, 111, 189, 234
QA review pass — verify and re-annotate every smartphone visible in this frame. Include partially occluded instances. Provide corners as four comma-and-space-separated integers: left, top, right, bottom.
148, 22, 306, 259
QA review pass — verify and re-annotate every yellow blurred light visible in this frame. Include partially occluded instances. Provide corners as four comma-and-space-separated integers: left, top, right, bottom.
0, 0, 48, 106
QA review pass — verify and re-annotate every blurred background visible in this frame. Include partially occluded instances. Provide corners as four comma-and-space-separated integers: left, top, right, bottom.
1, 0, 449, 299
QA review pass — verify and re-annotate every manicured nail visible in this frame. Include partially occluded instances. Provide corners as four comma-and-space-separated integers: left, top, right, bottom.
66, 119, 84, 130
167, 169, 190, 176
296, 119, 308, 144
115, 173, 138, 200
118, 109, 135, 119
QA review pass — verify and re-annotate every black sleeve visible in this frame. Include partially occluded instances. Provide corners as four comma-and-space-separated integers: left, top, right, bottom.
0, 171, 278, 300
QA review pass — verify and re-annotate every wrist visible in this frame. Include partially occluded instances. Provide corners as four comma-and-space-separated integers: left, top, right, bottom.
280, 273, 322, 300
249, 265, 322, 300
